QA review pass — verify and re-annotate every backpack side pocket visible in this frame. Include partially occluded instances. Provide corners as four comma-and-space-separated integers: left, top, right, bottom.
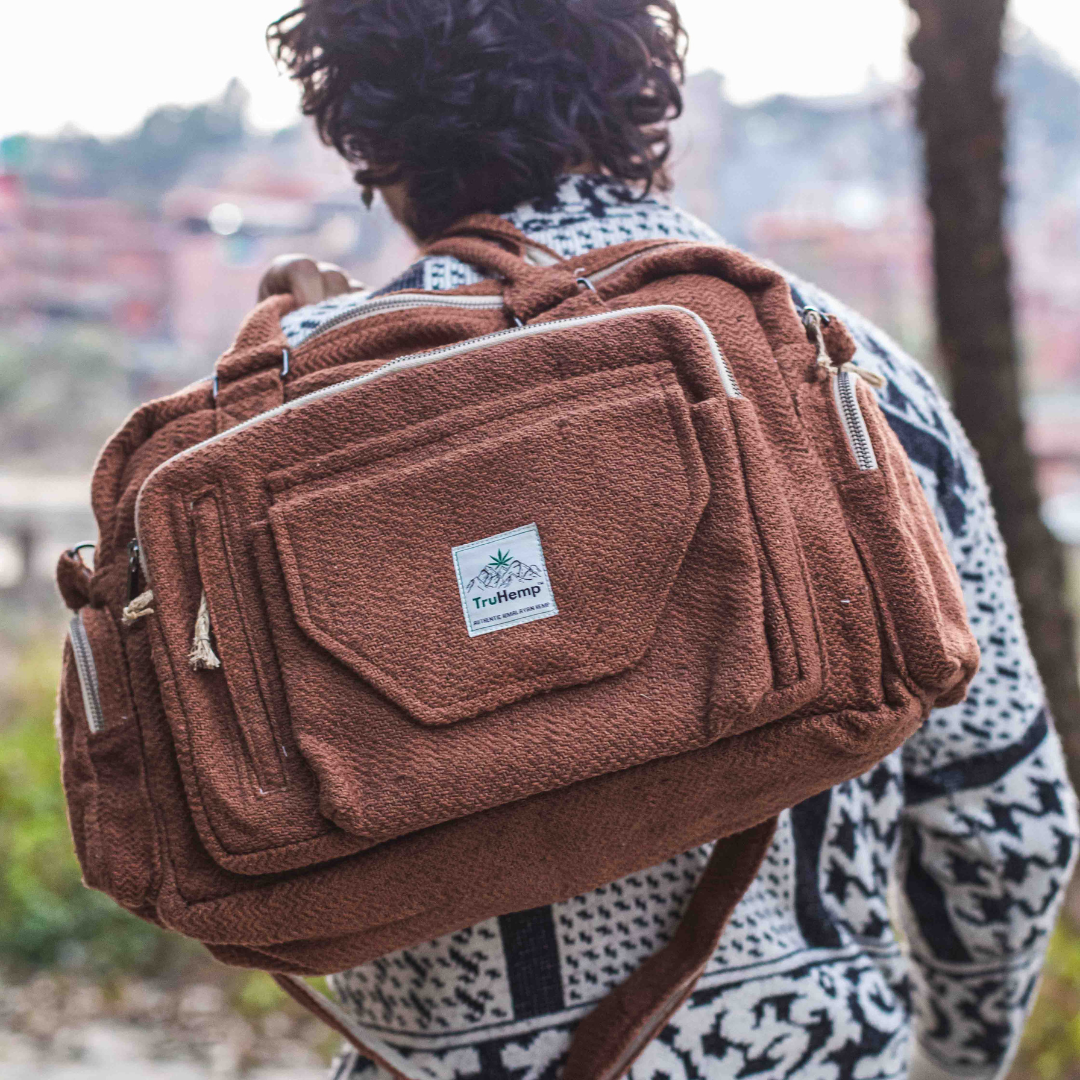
57, 607, 158, 911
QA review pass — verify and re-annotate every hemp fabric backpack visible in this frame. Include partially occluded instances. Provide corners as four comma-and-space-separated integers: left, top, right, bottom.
54, 216, 979, 1080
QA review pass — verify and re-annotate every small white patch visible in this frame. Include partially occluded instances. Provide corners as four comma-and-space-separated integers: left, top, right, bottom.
452, 523, 559, 638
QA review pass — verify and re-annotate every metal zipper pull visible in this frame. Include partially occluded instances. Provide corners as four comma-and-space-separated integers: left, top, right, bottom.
802, 307, 881, 471
128, 538, 141, 602
802, 308, 885, 389
123, 538, 156, 627
802, 307, 834, 376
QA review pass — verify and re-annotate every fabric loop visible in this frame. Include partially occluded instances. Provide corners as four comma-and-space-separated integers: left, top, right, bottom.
423, 234, 583, 323
56, 548, 93, 611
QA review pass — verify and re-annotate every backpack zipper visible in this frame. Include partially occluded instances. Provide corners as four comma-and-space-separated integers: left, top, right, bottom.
297, 293, 506, 348
136, 303, 739, 580
302, 303, 740, 402
127, 538, 142, 601
293, 241, 692, 351
801, 308, 879, 472
69, 612, 105, 734
832, 369, 878, 471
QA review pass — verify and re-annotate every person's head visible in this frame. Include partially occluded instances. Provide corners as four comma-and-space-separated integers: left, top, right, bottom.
268, 0, 687, 242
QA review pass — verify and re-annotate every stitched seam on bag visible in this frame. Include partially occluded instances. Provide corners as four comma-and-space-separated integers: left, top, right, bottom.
208, 493, 300, 780
728, 408, 811, 687
694, 396, 823, 726
844, 526, 922, 702
276, 371, 706, 718
847, 498, 954, 697
166, 889, 431, 934
115, 625, 169, 904
791, 536, 830, 691
725, 397, 838, 703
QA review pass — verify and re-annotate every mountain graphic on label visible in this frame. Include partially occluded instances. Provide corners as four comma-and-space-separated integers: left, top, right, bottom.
465, 549, 545, 593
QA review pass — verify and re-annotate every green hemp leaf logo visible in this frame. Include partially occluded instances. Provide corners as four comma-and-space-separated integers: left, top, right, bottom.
488, 549, 513, 569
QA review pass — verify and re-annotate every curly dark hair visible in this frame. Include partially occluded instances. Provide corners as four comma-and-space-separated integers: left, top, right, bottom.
268, 0, 686, 240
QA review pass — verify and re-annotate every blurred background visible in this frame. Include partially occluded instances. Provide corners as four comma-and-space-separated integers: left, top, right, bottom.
3, 1, 1080, 1077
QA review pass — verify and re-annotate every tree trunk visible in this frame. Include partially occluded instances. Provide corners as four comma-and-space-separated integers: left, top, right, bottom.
907, 0, 1080, 793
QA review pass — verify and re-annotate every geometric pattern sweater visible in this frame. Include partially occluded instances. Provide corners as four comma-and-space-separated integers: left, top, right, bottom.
281, 175, 1080, 1080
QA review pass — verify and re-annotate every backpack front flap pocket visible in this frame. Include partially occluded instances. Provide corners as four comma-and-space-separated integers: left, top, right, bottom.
248, 366, 726, 841
267, 367, 710, 726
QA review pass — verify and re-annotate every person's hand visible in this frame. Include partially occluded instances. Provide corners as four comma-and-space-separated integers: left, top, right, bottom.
257, 255, 364, 305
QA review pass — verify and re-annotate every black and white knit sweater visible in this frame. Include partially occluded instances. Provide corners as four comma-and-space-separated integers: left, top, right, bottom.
281, 176, 1080, 1080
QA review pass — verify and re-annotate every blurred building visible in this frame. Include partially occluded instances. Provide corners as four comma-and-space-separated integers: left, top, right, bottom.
0, 175, 171, 337
748, 192, 933, 360
160, 125, 414, 361
0, 124, 415, 381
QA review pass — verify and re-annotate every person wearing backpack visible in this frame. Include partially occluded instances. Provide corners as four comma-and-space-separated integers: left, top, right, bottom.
53, 2, 1077, 1079
249, 3, 1080, 1079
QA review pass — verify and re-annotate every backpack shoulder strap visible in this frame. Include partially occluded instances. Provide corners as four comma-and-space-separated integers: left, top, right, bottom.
274, 817, 777, 1080
432, 212, 565, 264
562, 817, 777, 1080
272, 971, 416, 1080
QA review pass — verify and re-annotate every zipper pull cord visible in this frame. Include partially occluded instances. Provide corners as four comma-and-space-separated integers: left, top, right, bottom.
122, 589, 155, 627
802, 308, 886, 390
189, 591, 221, 671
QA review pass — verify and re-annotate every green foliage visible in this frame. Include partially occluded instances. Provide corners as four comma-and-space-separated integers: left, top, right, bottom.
0, 640, 173, 976
231, 972, 332, 1020
233, 971, 291, 1018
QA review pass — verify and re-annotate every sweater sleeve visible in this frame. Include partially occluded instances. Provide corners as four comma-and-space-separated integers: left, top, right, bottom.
896, 422, 1078, 1080
793, 276, 1080, 1080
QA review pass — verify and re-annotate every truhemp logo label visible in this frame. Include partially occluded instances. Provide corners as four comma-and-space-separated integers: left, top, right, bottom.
452, 524, 558, 637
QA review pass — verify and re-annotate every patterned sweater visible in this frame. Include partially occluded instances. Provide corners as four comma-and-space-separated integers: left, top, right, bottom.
281, 176, 1080, 1080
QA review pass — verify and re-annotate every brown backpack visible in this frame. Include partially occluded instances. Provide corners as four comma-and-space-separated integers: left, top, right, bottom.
55, 217, 978, 1080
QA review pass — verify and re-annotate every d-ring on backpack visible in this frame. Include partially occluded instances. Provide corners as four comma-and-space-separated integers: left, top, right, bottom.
54, 217, 979, 1079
